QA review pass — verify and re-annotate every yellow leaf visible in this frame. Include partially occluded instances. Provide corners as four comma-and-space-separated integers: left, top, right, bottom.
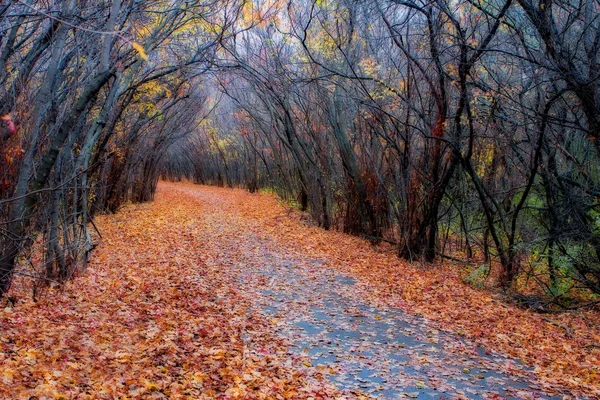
145, 381, 160, 391
2, 368, 15, 384
132, 41, 148, 61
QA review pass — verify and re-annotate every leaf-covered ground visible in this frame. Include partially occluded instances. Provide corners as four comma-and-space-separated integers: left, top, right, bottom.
0, 184, 340, 399
1, 181, 599, 398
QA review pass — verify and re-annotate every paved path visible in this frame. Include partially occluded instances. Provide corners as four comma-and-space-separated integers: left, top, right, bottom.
170, 183, 558, 399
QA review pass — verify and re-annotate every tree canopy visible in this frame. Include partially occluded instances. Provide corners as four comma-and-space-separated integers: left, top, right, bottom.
1, 0, 600, 304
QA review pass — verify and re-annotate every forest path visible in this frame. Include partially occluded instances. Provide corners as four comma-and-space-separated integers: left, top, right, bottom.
166, 182, 554, 399
1, 181, 587, 398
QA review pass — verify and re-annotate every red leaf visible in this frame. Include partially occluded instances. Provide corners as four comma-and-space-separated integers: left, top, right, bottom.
1, 114, 16, 135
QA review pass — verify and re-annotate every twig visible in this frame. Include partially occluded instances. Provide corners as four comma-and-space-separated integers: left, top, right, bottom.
364, 234, 398, 245
436, 251, 477, 266
0, 170, 82, 205
16, 0, 126, 37
541, 317, 572, 337
560, 300, 600, 310
87, 211, 103, 239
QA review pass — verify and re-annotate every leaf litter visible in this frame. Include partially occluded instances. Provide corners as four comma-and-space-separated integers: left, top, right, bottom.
1, 181, 598, 398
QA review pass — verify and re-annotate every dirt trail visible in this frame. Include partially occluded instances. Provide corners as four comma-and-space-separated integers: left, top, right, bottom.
1, 181, 596, 399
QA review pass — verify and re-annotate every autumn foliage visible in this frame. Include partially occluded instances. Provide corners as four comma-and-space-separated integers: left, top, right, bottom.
1, 0, 600, 397
179, 182, 600, 397
0, 183, 343, 399
2, 182, 597, 398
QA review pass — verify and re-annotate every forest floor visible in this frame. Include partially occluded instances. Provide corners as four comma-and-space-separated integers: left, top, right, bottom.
1, 181, 599, 399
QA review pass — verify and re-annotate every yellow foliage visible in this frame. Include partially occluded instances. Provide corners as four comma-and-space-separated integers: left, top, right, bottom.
358, 56, 379, 76
307, 32, 337, 59
132, 42, 149, 61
